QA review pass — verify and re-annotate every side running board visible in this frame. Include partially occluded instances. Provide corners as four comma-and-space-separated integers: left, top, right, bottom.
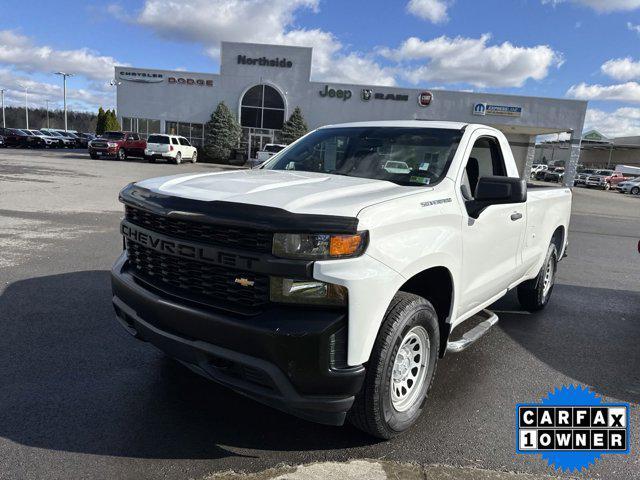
446, 309, 499, 354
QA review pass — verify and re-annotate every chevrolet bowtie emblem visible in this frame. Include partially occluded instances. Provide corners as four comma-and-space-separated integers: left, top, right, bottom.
234, 277, 255, 287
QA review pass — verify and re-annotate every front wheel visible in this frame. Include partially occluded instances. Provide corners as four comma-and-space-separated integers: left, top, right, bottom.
517, 243, 557, 311
349, 292, 439, 439
117, 148, 126, 161
604, 182, 611, 190
631, 186, 639, 195
191, 150, 197, 163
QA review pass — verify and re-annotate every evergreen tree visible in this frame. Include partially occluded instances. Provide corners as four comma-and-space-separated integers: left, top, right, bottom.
280, 106, 308, 144
95, 107, 106, 135
103, 109, 121, 132
203, 102, 241, 162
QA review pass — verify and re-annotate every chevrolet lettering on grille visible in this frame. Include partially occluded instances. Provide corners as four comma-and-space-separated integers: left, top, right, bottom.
121, 221, 260, 271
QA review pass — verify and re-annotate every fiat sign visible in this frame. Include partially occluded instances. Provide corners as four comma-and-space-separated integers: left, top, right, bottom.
418, 91, 433, 107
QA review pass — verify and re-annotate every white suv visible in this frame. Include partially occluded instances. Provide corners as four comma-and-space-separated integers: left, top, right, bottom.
145, 134, 197, 164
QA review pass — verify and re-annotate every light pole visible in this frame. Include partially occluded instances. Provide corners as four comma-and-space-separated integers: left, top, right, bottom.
109, 79, 121, 116
18, 84, 29, 129
45, 99, 50, 128
0, 88, 5, 128
55, 72, 73, 131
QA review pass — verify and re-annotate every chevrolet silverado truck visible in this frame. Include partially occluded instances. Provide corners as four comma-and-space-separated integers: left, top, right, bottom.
111, 121, 571, 439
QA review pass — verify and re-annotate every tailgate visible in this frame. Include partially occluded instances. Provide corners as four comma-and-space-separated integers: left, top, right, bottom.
147, 142, 170, 153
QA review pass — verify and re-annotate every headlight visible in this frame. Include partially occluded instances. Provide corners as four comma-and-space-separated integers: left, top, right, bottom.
107, 142, 118, 147
270, 277, 347, 306
272, 232, 368, 260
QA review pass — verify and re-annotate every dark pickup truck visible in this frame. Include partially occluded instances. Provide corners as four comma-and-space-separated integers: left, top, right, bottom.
89, 131, 146, 160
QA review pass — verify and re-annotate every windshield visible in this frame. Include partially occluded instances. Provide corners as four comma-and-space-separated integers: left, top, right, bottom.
147, 135, 170, 144
264, 144, 285, 153
264, 127, 463, 186
103, 132, 125, 140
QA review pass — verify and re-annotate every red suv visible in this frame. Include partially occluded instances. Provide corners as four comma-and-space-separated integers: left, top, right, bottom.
88, 131, 146, 160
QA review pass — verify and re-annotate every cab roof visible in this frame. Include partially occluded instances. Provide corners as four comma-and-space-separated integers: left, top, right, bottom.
319, 120, 468, 130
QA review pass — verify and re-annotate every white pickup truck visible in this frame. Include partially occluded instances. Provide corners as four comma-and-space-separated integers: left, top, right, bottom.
111, 121, 571, 439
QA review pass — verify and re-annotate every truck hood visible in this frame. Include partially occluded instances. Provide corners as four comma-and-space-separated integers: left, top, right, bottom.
135, 169, 423, 217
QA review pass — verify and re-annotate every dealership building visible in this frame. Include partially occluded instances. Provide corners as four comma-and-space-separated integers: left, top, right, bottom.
115, 41, 588, 184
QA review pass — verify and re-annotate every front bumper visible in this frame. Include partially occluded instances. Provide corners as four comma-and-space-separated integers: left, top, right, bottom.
90, 146, 118, 155
111, 252, 365, 425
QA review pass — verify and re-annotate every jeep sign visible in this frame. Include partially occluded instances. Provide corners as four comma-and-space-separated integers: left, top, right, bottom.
319, 85, 352, 101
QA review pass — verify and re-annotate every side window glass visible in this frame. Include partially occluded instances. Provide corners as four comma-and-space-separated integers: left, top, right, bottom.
171, 137, 178, 145
462, 136, 507, 199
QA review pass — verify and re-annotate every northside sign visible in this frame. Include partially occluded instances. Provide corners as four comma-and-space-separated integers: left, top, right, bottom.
237, 55, 293, 68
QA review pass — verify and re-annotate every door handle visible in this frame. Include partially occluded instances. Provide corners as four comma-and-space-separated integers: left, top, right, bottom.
510, 212, 523, 221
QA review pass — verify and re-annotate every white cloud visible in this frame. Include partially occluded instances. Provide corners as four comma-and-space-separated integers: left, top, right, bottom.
601, 58, 640, 81
133, 0, 394, 85
584, 107, 640, 137
0, 30, 123, 81
542, 0, 640, 12
628, 22, 640, 34
406, 0, 452, 24
380, 34, 562, 88
567, 82, 640, 102
0, 68, 112, 110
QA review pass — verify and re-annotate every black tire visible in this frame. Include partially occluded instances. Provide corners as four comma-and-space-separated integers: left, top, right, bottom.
89, 153, 98, 159
349, 292, 439, 439
517, 243, 557, 312
604, 182, 611, 191
631, 186, 639, 195
147, 156, 156, 163
174, 152, 182, 164
117, 148, 126, 161
191, 151, 197, 163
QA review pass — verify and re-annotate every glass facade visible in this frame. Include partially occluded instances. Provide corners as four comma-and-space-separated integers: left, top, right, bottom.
121, 117, 160, 138
165, 121, 205, 147
240, 85, 285, 130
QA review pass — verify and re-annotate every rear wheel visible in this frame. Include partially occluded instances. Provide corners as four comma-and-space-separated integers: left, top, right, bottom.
517, 243, 557, 311
147, 156, 156, 163
174, 152, 182, 165
604, 182, 611, 190
117, 148, 126, 161
631, 186, 639, 195
349, 292, 439, 439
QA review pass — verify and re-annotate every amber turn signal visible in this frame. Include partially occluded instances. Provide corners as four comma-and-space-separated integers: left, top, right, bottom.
330, 234, 364, 257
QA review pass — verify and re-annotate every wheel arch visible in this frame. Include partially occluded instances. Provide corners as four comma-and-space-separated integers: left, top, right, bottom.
397, 266, 454, 357
551, 225, 565, 258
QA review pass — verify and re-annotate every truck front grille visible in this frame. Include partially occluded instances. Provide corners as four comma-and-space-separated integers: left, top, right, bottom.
92, 141, 108, 148
126, 239, 270, 314
125, 205, 273, 253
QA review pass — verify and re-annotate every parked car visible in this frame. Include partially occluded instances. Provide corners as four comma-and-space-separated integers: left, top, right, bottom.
40, 129, 76, 148
27, 130, 62, 148
0, 128, 29, 147
89, 131, 146, 160
111, 120, 571, 438
543, 167, 564, 183
144, 134, 197, 164
616, 177, 640, 195
0, 134, 4, 148
574, 168, 597, 186
256, 143, 287, 163
584, 170, 629, 190
530, 164, 548, 178
76, 133, 95, 148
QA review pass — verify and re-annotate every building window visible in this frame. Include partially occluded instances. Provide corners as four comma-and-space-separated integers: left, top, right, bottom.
240, 84, 285, 130
165, 121, 205, 147
121, 117, 161, 139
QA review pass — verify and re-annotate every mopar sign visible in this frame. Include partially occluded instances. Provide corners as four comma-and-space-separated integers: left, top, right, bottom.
473, 103, 522, 117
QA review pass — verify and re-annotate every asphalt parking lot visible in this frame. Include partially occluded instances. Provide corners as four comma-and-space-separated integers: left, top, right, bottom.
0, 148, 638, 480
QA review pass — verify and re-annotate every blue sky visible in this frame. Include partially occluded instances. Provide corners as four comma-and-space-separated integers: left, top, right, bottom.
1, 0, 640, 136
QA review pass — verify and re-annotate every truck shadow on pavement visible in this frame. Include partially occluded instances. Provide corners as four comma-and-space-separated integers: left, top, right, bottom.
0, 270, 376, 459
1, 271, 637, 461
493, 285, 640, 404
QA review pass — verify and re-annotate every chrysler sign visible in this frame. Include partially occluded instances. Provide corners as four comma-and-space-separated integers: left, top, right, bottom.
118, 71, 164, 83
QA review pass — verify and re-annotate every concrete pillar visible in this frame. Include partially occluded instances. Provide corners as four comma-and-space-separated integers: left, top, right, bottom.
563, 132, 581, 187
522, 137, 537, 180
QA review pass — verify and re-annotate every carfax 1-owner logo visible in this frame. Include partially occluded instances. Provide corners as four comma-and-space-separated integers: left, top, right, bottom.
516, 385, 631, 472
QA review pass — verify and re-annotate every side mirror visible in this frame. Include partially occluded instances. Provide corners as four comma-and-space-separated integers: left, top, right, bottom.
466, 176, 527, 218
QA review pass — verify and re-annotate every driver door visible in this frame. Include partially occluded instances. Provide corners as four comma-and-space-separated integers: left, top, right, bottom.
457, 133, 526, 317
